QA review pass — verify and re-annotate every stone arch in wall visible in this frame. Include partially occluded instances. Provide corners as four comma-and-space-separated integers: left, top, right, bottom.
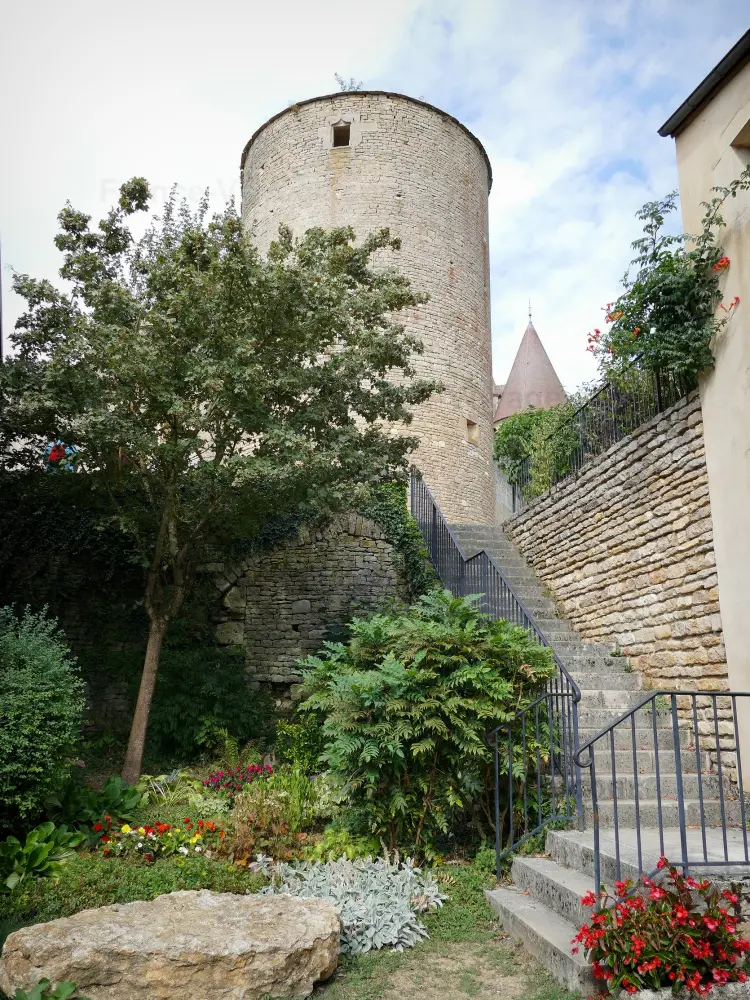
213, 514, 404, 706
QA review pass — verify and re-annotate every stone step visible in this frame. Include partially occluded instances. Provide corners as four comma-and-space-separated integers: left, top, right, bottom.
511, 855, 594, 928
585, 772, 722, 801
484, 886, 594, 994
535, 618, 574, 633
547, 827, 750, 883
569, 671, 643, 690
584, 797, 742, 828
566, 654, 632, 670
578, 726, 693, 749
555, 642, 623, 659
588, 748, 709, 772
578, 689, 647, 710
538, 631, 581, 644
577, 708, 673, 729
498, 576, 544, 591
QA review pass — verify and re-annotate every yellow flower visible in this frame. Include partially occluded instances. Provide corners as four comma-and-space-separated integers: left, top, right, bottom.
194, 833, 202, 840
120, 824, 131, 834
189, 835, 198, 844
138, 827, 146, 835
167, 832, 173, 837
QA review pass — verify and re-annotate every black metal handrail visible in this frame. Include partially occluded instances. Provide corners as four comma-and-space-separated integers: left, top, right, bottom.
511, 366, 697, 508
410, 471, 583, 874
575, 691, 750, 896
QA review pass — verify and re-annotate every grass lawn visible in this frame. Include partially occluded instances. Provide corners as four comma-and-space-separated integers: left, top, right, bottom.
315, 865, 581, 1000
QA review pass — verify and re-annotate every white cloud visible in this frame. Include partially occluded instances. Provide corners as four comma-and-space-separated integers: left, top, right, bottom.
1, 0, 747, 394
377, 0, 749, 389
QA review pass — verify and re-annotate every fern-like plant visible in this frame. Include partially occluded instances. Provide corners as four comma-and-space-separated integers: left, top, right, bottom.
299, 590, 555, 855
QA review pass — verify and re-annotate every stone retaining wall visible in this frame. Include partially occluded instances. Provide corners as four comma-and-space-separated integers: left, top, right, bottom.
214, 514, 402, 703
506, 392, 727, 692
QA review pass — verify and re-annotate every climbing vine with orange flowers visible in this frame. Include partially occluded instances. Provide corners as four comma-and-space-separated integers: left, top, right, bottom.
588, 165, 750, 379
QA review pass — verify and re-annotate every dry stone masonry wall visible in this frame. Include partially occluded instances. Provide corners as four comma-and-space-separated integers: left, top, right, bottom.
214, 515, 402, 700
506, 392, 727, 693
241, 92, 496, 523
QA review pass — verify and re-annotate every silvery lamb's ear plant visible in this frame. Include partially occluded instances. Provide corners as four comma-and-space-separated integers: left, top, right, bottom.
258, 853, 447, 954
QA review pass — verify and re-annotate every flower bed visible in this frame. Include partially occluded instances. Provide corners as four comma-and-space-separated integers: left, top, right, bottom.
203, 763, 273, 800
573, 859, 750, 996
94, 816, 226, 862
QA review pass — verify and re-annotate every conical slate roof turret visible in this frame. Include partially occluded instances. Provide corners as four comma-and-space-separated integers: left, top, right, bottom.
494, 319, 567, 422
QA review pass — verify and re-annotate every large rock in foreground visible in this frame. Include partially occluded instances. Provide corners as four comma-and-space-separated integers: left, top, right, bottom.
0, 890, 340, 999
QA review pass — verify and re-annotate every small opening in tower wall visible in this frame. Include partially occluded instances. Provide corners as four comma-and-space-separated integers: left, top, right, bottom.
332, 122, 351, 147
466, 419, 480, 446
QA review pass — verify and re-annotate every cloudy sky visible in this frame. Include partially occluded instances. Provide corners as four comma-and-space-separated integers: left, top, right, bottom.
1, 0, 747, 390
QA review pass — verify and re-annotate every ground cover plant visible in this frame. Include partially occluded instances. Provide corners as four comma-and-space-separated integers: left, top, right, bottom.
300, 590, 555, 855
0, 178, 438, 784
7, 983, 89, 1000
258, 853, 446, 955
0, 824, 84, 893
574, 858, 750, 995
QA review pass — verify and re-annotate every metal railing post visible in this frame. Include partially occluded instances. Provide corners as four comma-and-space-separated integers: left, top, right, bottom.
671, 694, 689, 876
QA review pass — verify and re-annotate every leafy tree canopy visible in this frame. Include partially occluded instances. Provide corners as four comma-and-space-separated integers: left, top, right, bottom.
1, 179, 438, 781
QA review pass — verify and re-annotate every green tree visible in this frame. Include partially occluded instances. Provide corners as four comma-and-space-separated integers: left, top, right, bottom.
1, 180, 437, 783
493, 407, 546, 485
494, 403, 579, 498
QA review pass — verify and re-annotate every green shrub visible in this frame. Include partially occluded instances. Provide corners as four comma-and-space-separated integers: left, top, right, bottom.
266, 767, 319, 833
0, 823, 84, 892
147, 643, 272, 759
303, 823, 380, 861
274, 717, 326, 773
78, 639, 273, 763
45, 775, 148, 833
300, 590, 555, 856
0, 608, 85, 831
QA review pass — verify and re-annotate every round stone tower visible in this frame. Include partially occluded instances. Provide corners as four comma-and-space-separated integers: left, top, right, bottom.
240, 91, 495, 524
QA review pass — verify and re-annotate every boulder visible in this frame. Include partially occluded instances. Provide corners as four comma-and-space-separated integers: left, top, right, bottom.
0, 890, 340, 999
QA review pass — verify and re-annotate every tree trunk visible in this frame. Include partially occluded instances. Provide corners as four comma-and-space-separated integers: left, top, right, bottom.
122, 618, 167, 784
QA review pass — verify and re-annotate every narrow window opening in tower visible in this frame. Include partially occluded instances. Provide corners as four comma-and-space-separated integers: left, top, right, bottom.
466, 419, 480, 446
332, 122, 351, 147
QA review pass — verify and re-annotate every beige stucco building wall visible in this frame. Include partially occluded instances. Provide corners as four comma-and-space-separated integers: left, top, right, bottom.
671, 61, 750, 752
240, 92, 495, 524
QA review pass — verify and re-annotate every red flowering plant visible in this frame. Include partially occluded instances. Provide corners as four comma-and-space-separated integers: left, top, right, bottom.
573, 858, 750, 996
588, 166, 750, 382
94, 815, 226, 863
204, 763, 273, 802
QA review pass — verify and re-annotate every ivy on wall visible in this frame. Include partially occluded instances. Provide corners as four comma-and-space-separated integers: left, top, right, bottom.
358, 482, 439, 602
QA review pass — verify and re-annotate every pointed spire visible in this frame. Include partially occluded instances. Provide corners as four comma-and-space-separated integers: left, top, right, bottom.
493, 317, 566, 422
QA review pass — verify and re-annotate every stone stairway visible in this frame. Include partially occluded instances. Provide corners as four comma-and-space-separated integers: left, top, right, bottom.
449, 524, 740, 995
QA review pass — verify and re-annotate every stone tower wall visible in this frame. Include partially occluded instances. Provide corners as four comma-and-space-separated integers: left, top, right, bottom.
241, 91, 495, 523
